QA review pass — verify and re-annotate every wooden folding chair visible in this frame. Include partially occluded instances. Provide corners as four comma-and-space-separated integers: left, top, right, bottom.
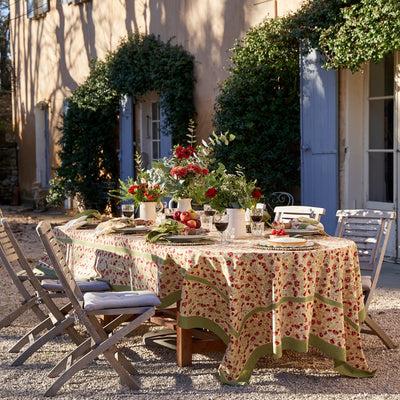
36, 221, 161, 397
274, 205, 326, 222
335, 209, 397, 349
0, 218, 109, 366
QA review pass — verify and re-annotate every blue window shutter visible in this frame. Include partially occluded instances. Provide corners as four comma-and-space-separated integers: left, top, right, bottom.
41, 0, 49, 13
300, 47, 338, 235
26, 0, 35, 18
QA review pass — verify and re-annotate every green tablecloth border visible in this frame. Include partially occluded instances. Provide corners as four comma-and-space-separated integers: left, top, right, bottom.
218, 334, 375, 386
178, 315, 230, 344
182, 277, 366, 338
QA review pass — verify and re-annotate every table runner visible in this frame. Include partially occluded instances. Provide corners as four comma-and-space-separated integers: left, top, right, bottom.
49, 227, 374, 384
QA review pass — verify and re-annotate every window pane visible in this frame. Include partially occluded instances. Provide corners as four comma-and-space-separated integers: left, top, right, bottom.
152, 122, 159, 140
152, 141, 160, 160
369, 152, 393, 202
152, 102, 160, 120
369, 54, 394, 97
369, 99, 393, 149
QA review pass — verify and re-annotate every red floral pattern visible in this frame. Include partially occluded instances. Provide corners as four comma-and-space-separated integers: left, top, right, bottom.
53, 228, 372, 384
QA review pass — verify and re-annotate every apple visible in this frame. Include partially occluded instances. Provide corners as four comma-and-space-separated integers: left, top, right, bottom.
173, 210, 181, 221
186, 219, 197, 228
180, 211, 191, 222
188, 209, 197, 220
195, 219, 201, 229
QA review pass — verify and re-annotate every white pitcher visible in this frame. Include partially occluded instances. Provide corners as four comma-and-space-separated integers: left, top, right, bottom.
168, 198, 192, 212
226, 208, 247, 239
139, 201, 163, 222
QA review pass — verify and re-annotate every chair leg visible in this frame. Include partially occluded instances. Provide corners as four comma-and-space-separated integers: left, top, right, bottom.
362, 314, 398, 349
45, 308, 154, 396
9, 317, 55, 353
0, 297, 47, 329
11, 316, 77, 366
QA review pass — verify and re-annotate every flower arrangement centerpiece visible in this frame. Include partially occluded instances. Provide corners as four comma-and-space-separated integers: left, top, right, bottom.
149, 122, 234, 206
203, 164, 262, 238
110, 154, 165, 208
204, 164, 262, 212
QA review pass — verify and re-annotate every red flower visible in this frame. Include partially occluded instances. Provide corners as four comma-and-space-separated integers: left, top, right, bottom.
170, 166, 188, 178
187, 145, 195, 155
252, 189, 262, 199
187, 164, 202, 174
174, 146, 184, 160
206, 187, 217, 198
181, 148, 191, 159
202, 168, 209, 176
128, 184, 139, 194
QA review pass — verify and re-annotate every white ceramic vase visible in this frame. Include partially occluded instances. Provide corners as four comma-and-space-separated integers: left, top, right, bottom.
226, 208, 247, 239
168, 198, 192, 212
139, 202, 163, 222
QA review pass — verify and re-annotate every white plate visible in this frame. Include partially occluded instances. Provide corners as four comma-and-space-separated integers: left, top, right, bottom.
167, 234, 208, 242
114, 226, 151, 234
264, 237, 309, 246
284, 229, 320, 236
258, 241, 316, 250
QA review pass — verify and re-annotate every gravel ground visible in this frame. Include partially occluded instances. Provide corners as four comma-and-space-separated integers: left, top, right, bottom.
0, 206, 399, 399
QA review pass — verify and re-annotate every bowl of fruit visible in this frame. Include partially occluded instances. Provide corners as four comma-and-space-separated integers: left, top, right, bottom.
270, 228, 289, 239
172, 209, 204, 235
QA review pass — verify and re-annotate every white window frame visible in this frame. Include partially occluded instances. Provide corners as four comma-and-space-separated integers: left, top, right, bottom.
364, 53, 398, 212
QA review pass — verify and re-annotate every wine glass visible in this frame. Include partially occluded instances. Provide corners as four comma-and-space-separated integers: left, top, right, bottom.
213, 211, 229, 244
250, 207, 263, 222
121, 204, 135, 218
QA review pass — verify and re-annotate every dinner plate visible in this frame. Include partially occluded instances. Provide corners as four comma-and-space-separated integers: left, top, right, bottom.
259, 239, 314, 247
114, 226, 151, 234
283, 229, 320, 236
167, 234, 208, 242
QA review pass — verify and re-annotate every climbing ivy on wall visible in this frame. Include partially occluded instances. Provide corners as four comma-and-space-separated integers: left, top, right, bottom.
108, 33, 196, 143
48, 33, 195, 212
213, 0, 400, 196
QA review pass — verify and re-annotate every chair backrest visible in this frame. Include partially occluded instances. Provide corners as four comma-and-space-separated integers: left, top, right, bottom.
265, 192, 294, 219
335, 209, 396, 309
274, 205, 326, 222
0, 217, 44, 294
36, 221, 84, 313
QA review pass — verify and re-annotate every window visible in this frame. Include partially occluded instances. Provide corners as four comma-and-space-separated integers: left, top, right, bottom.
367, 54, 395, 203
26, 0, 49, 18
151, 102, 161, 161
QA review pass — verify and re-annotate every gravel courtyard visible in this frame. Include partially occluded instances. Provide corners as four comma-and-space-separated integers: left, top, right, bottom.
0, 206, 399, 400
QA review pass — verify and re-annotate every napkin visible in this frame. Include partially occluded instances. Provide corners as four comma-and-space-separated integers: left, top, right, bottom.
145, 220, 185, 243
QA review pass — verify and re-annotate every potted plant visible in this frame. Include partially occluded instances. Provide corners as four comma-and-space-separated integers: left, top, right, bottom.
149, 122, 234, 209
110, 154, 165, 221
204, 164, 262, 238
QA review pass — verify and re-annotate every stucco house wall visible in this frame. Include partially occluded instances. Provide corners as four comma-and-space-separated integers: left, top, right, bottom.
9, 0, 303, 202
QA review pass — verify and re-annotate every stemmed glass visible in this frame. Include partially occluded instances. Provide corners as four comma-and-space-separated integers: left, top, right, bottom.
213, 211, 229, 244
121, 204, 135, 218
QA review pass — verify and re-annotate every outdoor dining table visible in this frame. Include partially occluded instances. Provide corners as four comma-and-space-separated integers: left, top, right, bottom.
42, 226, 374, 385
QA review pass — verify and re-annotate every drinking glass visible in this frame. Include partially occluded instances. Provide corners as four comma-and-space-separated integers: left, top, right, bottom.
250, 207, 263, 223
213, 211, 229, 244
121, 204, 135, 218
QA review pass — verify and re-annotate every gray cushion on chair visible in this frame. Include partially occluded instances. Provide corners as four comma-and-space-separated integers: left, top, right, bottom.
361, 275, 372, 291
83, 290, 161, 311
41, 279, 110, 292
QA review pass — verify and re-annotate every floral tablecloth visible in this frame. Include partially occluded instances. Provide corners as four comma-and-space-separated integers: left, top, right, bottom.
48, 227, 374, 384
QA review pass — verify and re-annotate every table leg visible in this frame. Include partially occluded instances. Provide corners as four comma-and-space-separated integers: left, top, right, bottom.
176, 325, 193, 366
